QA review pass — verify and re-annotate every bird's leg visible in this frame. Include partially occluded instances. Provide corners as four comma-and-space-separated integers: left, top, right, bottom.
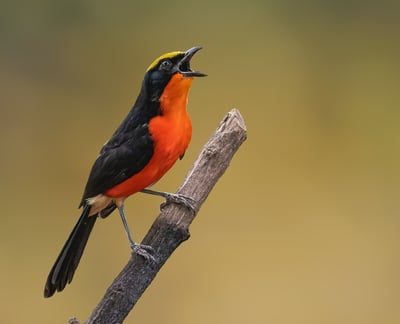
117, 203, 155, 262
140, 188, 197, 213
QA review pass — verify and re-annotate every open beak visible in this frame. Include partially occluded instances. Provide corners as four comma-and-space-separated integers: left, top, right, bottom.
178, 46, 207, 77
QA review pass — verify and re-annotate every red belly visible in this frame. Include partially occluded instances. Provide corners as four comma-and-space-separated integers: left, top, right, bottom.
105, 113, 192, 198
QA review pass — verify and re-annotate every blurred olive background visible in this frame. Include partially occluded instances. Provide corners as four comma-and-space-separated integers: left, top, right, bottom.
1, 0, 400, 323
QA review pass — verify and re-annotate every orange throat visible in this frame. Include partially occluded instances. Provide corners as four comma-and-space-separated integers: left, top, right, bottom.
159, 73, 193, 114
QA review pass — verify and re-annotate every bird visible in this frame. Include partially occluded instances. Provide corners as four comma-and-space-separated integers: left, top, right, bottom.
44, 46, 206, 298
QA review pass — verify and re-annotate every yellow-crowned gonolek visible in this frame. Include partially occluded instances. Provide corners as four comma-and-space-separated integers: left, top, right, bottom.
44, 46, 206, 298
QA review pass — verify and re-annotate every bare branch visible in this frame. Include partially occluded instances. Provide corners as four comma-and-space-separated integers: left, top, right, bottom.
82, 109, 247, 324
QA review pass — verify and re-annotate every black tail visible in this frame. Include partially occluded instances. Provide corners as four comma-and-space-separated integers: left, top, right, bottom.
44, 204, 97, 298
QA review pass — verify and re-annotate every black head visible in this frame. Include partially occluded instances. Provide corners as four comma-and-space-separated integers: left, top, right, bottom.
143, 46, 206, 101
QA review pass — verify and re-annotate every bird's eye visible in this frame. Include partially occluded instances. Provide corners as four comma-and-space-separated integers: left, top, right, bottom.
159, 59, 172, 71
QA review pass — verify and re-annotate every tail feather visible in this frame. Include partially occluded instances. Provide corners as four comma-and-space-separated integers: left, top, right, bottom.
44, 204, 96, 298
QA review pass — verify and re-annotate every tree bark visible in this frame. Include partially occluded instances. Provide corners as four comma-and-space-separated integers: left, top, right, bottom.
79, 108, 247, 324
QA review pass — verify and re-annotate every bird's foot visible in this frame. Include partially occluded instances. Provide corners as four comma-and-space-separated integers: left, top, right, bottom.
160, 193, 198, 214
140, 188, 198, 214
131, 243, 156, 262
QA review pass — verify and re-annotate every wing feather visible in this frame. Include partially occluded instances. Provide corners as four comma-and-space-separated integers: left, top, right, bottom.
80, 123, 153, 203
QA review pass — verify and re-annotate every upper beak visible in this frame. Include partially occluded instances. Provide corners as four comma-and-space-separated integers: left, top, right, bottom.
178, 46, 207, 77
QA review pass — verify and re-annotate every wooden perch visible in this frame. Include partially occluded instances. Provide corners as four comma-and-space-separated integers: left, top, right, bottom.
74, 108, 247, 324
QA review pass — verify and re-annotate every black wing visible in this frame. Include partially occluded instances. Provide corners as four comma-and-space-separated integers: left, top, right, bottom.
80, 123, 154, 204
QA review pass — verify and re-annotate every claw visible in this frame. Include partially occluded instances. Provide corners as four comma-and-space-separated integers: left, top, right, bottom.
140, 188, 198, 213
131, 243, 156, 262
161, 193, 198, 213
